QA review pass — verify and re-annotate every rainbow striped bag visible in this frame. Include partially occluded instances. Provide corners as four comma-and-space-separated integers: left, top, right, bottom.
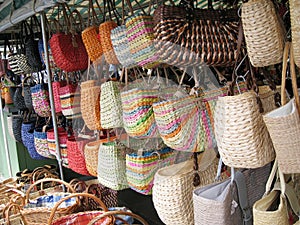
126, 147, 176, 195
59, 83, 81, 119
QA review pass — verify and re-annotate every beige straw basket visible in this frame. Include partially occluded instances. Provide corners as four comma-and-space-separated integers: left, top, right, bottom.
242, 0, 285, 67
214, 91, 275, 168
289, 0, 300, 67
258, 85, 282, 114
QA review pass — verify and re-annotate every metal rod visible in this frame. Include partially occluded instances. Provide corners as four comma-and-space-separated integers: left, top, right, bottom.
0, 90, 13, 177
40, 12, 65, 181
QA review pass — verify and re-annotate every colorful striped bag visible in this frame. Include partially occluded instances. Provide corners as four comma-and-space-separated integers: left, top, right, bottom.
59, 83, 81, 119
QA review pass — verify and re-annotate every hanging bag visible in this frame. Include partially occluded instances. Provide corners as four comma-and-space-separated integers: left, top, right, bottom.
263, 42, 300, 174
12, 87, 27, 111
290, 0, 300, 67
22, 75, 36, 111
34, 120, 54, 159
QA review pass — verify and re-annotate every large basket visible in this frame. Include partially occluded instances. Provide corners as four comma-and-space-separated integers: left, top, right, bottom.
214, 91, 275, 168
242, 0, 285, 67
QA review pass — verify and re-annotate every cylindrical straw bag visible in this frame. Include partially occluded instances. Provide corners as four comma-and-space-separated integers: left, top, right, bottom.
126, 14, 160, 69
152, 149, 227, 225
100, 80, 123, 129
97, 141, 129, 190
241, 0, 285, 67
34, 123, 55, 159
81, 0, 103, 62
263, 42, 300, 174
214, 90, 275, 168
59, 83, 81, 119
289, 0, 300, 67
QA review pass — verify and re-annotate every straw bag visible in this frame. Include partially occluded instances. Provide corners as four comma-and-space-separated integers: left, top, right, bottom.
126, 147, 176, 195
100, 80, 123, 129
81, 0, 103, 62
11, 115, 23, 143
30, 81, 51, 118
152, 149, 228, 225
263, 42, 300, 174
12, 87, 26, 110
214, 86, 275, 168
241, 0, 285, 67
84, 134, 117, 177
253, 160, 300, 225
153, 0, 240, 67
290, 0, 300, 67
22, 76, 36, 111
49, 7, 88, 72
97, 141, 130, 190
51, 74, 63, 113
59, 82, 81, 119
34, 120, 55, 159
47, 127, 69, 167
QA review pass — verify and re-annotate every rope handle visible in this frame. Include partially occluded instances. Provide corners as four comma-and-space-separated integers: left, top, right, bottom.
3, 203, 28, 225
25, 178, 75, 202
47, 193, 109, 225
87, 210, 149, 225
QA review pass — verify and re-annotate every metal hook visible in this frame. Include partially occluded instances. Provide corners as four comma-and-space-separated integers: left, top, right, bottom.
235, 53, 249, 77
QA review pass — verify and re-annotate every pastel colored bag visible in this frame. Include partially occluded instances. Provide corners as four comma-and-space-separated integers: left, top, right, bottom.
126, 147, 176, 195
30, 82, 51, 118
34, 125, 55, 159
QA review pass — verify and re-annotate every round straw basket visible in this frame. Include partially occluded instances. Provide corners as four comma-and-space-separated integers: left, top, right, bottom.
81, 84, 101, 130
289, 0, 300, 67
100, 81, 123, 129
99, 21, 120, 65
125, 15, 160, 69
214, 91, 275, 168
111, 25, 137, 68
82, 26, 103, 62
242, 0, 285, 67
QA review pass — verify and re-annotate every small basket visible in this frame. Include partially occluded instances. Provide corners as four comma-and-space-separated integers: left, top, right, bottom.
99, 21, 120, 65
111, 25, 137, 68
59, 83, 81, 119
126, 15, 160, 69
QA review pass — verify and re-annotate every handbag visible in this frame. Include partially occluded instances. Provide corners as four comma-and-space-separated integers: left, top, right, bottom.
49, 7, 88, 72
126, 147, 176, 195
30, 82, 51, 118
242, 0, 285, 67
22, 75, 36, 111
263, 42, 300, 174
12, 87, 27, 110
153, 0, 239, 67
34, 118, 54, 159
253, 160, 300, 225
12, 115, 23, 143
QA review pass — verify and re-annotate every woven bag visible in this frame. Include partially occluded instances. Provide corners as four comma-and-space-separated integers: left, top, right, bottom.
52, 80, 62, 113
152, 149, 227, 225
11, 115, 23, 143
97, 141, 129, 190
22, 76, 36, 111
34, 126, 55, 159
84, 135, 117, 177
30, 83, 51, 118
81, 80, 101, 130
12, 87, 27, 110
290, 0, 300, 67
126, 147, 176, 195
21, 122, 46, 160
126, 14, 160, 69
47, 127, 69, 167
263, 42, 300, 174
99, 21, 120, 65
81, 0, 103, 62
242, 0, 285, 67
153, 0, 239, 67
100, 80, 123, 129
59, 83, 81, 119
49, 8, 88, 72
214, 90, 275, 168
258, 85, 282, 114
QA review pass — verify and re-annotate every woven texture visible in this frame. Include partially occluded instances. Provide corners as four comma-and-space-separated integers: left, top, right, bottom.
67, 137, 94, 176
13, 87, 27, 110
153, 95, 214, 152
242, 0, 285, 67
52, 81, 62, 113
21, 122, 46, 160
34, 128, 55, 159
126, 147, 176, 195
25, 37, 43, 72
49, 33, 88, 72
290, 0, 300, 67
121, 88, 160, 138
30, 84, 51, 117
97, 142, 129, 190
47, 127, 68, 167
12, 116, 23, 143
99, 21, 120, 65
100, 81, 123, 129
152, 154, 226, 225
82, 26, 103, 62
214, 91, 275, 168
126, 15, 160, 69
111, 25, 137, 68
59, 84, 81, 119
263, 99, 300, 173
23, 86, 33, 110
7, 53, 25, 75
81, 81, 101, 130
153, 5, 239, 67
259, 85, 281, 114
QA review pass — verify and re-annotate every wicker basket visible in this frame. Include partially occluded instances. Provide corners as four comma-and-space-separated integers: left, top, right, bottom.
99, 21, 120, 65
34, 127, 55, 159
242, 0, 285, 67
82, 26, 103, 62
214, 91, 275, 168
289, 0, 300, 67
59, 83, 81, 119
